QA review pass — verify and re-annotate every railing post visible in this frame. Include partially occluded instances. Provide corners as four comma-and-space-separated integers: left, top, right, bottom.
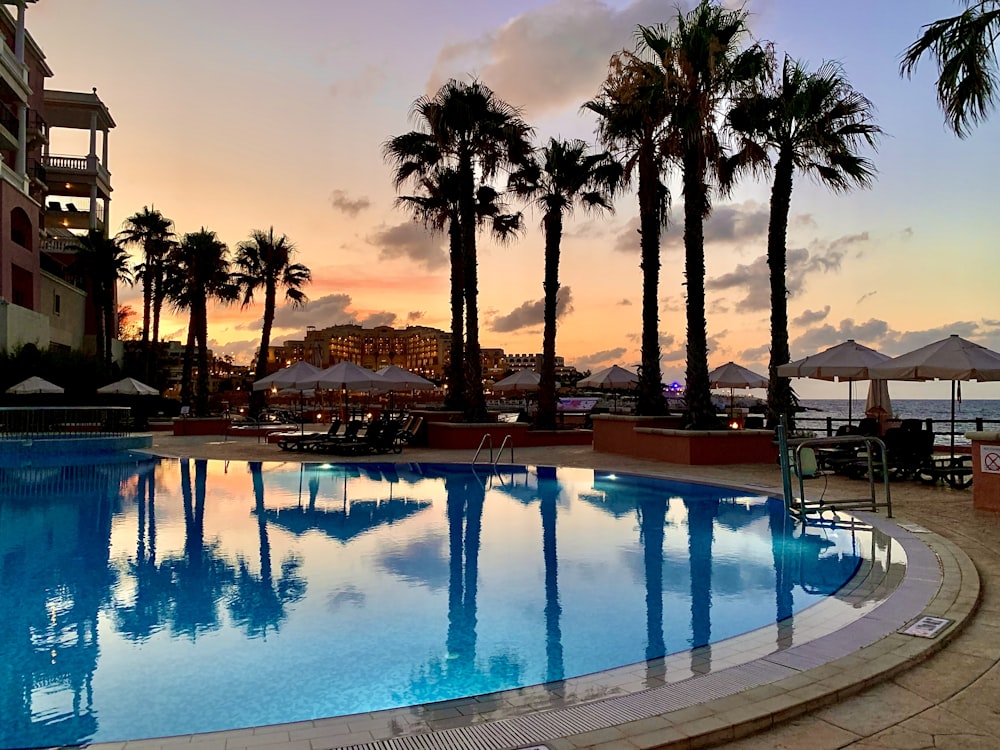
825, 417, 833, 436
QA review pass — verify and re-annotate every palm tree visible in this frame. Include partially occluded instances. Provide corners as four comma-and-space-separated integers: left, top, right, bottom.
118, 207, 174, 380
639, 1, 770, 428
585, 53, 673, 416
385, 78, 533, 421
393, 166, 467, 410
901, 0, 1000, 138
233, 228, 312, 414
70, 229, 133, 367
165, 229, 236, 415
729, 57, 882, 428
509, 138, 622, 429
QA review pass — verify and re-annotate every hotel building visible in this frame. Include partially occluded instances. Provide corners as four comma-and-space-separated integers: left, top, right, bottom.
0, 0, 117, 357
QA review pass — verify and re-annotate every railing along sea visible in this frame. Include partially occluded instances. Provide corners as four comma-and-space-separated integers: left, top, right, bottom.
0, 406, 133, 439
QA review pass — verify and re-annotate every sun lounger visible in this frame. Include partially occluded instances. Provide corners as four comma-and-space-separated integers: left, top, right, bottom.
276, 420, 342, 451
303, 419, 369, 453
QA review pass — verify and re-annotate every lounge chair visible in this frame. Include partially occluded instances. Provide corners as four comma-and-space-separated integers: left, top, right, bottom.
276, 420, 341, 451
329, 420, 403, 456
303, 419, 369, 453
395, 415, 424, 446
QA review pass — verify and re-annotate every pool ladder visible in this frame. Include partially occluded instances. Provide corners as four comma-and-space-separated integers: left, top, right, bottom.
471, 433, 513, 470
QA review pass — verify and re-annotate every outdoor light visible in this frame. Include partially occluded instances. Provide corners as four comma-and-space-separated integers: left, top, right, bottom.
730, 421, 740, 430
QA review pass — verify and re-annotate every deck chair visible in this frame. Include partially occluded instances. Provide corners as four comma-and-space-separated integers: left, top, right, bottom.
276, 420, 341, 451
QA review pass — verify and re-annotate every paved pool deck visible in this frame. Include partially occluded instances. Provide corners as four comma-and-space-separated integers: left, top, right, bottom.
117, 433, 1000, 750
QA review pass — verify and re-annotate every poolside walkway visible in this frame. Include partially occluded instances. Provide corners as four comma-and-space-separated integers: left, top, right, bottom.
144, 433, 1000, 750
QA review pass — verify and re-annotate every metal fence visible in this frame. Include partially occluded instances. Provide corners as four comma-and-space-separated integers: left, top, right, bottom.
0, 406, 133, 439
796, 415, 1000, 446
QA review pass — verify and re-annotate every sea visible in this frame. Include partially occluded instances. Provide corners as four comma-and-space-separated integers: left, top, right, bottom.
796, 399, 1000, 446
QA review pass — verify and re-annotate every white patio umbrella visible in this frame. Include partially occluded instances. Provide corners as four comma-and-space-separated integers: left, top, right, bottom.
301, 361, 385, 421
97, 377, 159, 396
777, 339, 891, 424
375, 365, 435, 413
577, 364, 639, 390
708, 361, 768, 412
6, 376, 64, 394
252, 360, 324, 392
492, 369, 541, 392
870, 334, 1000, 458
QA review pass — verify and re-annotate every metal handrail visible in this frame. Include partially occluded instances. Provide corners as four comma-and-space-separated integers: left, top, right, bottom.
472, 433, 493, 467
787, 435, 892, 518
494, 434, 513, 468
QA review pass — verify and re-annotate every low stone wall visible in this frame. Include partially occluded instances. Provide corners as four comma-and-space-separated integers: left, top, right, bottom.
593, 414, 777, 465
426, 421, 593, 450
173, 417, 231, 436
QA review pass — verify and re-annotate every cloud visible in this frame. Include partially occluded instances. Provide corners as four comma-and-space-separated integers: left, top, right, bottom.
574, 346, 628, 370
617, 298, 632, 306
491, 286, 573, 333
663, 200, 770, 253
407, 310, 424, 322
361, 311, 398, 328
329, 189, 371, 217
792, 306, 830, 326
738, 343, 771, 361
328, 65, 386, 101
370, 221, 447, 270
706, 233, 866, 312
427, 0, 688, 116
612, 216, 642, 253
856, 290, 877, 304
208, 337, 260, 365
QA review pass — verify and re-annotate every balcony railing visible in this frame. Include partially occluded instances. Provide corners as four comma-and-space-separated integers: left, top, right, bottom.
0, 39, 28, 88
43, 154, 88, 171
0, 100, 16, 137
27, 109, 47, 141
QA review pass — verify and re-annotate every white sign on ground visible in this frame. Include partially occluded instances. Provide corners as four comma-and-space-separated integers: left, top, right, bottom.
981, 445, 1000, 474
900, 616, 952, 638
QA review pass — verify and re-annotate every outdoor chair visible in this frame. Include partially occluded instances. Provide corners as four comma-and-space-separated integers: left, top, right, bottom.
276, 420, 341, 451
303, 419, 366, 453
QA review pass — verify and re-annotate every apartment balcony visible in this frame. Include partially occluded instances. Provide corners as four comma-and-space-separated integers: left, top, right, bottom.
0, 99, 17, 151
0, 37, 29, 102
44, 200, 105, 233
42, 153, 112, 199
27, 109, 47, 147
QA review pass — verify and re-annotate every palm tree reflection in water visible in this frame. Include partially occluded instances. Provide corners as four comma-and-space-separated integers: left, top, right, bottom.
538, 471, 565, 685
685, 498, 718, 675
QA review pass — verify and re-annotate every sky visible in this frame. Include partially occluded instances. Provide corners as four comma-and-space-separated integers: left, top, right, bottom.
26, 0, 1000, 399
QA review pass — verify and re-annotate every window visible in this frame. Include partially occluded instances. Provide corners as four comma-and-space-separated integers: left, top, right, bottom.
53, 292, 61, 315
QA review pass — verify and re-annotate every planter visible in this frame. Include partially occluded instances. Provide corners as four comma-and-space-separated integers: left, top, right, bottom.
173, 417, 231, 436
967, 431, 1000, 511
593, 414, 777, 465
426, 421, 593, 450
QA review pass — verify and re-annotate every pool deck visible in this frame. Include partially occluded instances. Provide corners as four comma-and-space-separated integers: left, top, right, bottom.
111, 433, 1000, 750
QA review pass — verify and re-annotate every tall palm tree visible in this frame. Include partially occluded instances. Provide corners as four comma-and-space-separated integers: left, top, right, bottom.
70, 229, 133, 367
393, 166, 467, 410
117, 208, 174, 343
165, 229, 236, 415
729, 57, 882, 428
901, 0, 1000, 138
585, 53, 673, 416
233, 228, 312, 414
639, 1, 770, 428
385, 78, 533, 421
509, 138, 622, 429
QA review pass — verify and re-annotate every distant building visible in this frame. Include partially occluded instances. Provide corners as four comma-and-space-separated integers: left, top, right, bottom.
506, 353, 564, 372
0, 2, 117, 357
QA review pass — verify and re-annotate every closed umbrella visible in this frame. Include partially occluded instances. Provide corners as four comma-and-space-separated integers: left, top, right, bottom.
97, 377, 159, 396
870, 334, 1000, 458
777, 339, 891, 425
6, 376, 64, 394
864, 379, 892, 431
708, 361, 768, 414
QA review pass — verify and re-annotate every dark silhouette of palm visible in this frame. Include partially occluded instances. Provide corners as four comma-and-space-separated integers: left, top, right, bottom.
901, 1, 1000, 137
117, 206, 175, 381
385, 79, 533, 420
728, 57, 881, 428
164, 229, 237, 414
585, 55, 673, 416
639, 1, 770, 427
233, 229, 311, 414
69, 229, 133, 367
227, 463, 306, 637
509, 139, 622, 429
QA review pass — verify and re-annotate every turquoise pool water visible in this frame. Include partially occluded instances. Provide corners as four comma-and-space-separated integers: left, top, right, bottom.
0, 458, 865, 748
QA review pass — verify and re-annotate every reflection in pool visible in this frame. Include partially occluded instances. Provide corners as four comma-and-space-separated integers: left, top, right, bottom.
0, 458, 883, 748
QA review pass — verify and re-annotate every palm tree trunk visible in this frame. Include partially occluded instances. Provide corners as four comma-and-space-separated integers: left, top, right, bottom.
683, 149, 713, 429
181, 322, 195, 407
537, 210, 563, 430
250, 282, 277, 415
637, 151, 666, 416
766, 153, 795, 429
446, 216, 466, 412
459, 158, 487, 422
195, 299, 210, 415
141, 262, 152, 344
104, 294, 116, 368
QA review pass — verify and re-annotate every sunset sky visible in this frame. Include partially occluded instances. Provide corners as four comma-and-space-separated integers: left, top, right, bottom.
27, 0, 1000, 399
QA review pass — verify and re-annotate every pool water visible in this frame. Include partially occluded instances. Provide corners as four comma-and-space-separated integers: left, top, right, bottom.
0, 459, 866, 748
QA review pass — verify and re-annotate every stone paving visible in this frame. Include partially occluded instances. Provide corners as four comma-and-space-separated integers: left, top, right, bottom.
134, 433, 1000, 750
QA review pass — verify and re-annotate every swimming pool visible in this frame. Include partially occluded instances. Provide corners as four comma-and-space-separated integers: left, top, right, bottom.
0, 458, 871, 748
